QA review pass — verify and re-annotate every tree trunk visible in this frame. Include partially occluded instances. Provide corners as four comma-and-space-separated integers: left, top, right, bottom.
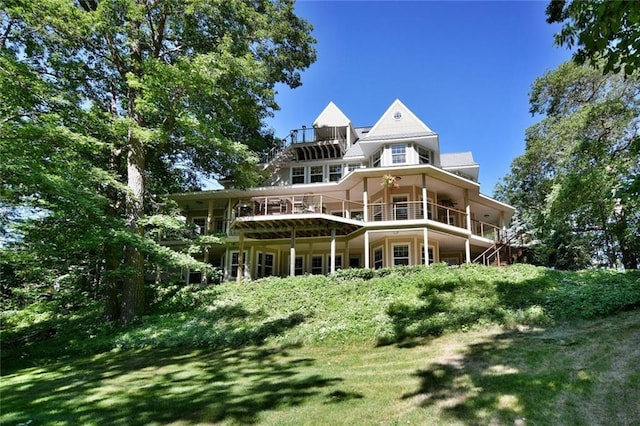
103, 243, 122, 321
120, 128, 146, 325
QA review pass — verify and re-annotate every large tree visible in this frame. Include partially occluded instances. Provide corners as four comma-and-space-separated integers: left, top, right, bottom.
497, 61, 639, 269
1, 0, 315, 323
547, 0, 640, 76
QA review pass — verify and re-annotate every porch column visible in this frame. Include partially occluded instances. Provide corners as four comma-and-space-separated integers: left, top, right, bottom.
465, 238, 471, 264
422, 174, 428, 220
290, 227, 296, 276
464, 189, 472, 233
330, 228, 337, 273
363, 177, 369, 221
207, 199, 214, 234
226, 199, 233, 233
237, 231, 245, 284
345, 190, 350, 219
423, 227, 429, 266
364, 230, 370, 269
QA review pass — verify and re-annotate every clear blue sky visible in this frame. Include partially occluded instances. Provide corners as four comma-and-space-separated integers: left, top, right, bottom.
265, 0, 573, 196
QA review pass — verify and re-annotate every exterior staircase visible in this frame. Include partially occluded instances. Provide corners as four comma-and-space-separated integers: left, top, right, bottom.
473, 230, 523, 266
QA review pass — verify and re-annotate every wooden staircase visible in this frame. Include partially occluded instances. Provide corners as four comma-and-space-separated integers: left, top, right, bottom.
473, 231, 521, 266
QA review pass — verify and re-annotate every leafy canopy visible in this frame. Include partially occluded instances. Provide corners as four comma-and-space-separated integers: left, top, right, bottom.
547, 0, 640, 76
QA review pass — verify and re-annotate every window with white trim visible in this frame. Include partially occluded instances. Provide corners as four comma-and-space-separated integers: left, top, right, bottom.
310, 165, 324, 183
294, 256, 304, 275
329, 164, 342, 182
264, 253, 274, 277
311, 255, 323, 274
393, 195, 409, 220
393, 244, 410, 266
374, 247, 384, 269
292, 167, 305, 184
421, 246, 435, 265
391, 144, 406, 164
231, 251, 247, 274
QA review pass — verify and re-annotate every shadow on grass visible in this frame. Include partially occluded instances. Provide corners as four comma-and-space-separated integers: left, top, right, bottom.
2, 292, 343, 424
2, 344, 343, 425
384, 267, 640, 424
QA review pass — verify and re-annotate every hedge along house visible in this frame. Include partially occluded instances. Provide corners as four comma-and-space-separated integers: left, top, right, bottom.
169, 99, 515, 283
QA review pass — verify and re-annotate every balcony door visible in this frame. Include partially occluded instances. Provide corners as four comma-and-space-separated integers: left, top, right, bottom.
393, 195, 409, 221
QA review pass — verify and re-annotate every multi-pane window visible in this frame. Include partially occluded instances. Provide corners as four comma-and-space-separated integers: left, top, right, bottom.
264, 253, 274, 277
421, 246, 435, 265
231, 251, 247, 276
393, 245, 410, 266
391, 144, 406, 164
334, 254, 343, 270
418, 146, 432, 164
393, 195, 409, 220
292, 167, 305, 184
294, 256, 304, 275
310, 165, 324, 183
371, 150, 381, 168
374, 247, 384, 269
192, 217, 206, 235
329, 165, 342, 182
311, 255, 323, 274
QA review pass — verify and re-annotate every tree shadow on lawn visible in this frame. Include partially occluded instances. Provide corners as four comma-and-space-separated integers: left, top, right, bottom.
384, 269, 640, 424
3, 337, 348, 425
3, 302, 347, 425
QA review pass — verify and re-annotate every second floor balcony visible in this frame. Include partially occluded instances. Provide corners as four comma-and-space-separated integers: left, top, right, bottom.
231, 194, 503, 241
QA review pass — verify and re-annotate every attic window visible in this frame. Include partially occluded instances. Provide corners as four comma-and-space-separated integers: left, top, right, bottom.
393, 111, 402, 120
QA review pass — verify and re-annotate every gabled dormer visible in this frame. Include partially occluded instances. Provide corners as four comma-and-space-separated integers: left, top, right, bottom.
356, 99, 441, 168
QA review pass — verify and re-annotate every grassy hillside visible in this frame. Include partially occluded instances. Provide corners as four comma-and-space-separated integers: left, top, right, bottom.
2, 264, 639, 424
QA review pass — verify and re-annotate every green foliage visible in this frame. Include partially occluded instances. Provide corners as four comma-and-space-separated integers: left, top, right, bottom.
1, 1, 316, 322
547, 0, 640, 75
497, 61, 640, 269
4, 265, 639, 367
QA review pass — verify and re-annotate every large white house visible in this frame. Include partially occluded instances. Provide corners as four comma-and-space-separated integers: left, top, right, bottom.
170, 99, 515, 282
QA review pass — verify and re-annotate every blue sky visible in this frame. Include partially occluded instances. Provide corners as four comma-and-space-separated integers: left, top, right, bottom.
265, 0, 573, 196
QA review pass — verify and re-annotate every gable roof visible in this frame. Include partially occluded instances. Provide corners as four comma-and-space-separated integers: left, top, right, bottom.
363, 99, 434, 140
313, 101, 351, 128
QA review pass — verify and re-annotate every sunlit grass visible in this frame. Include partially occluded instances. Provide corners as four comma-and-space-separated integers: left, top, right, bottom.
2, 265, 640, 424
3, 310, 640, 425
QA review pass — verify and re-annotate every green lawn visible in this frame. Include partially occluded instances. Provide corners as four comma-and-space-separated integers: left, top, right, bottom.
2, 264, 640, 424
3, 310, 640, 425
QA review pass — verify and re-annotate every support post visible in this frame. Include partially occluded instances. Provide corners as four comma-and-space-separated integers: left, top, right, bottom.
237, 232, 244, 283
290, 227, 296, 276
330, 228, 336, 274
423, 227, 429, 266
364, 230, 370, 269
363, 178, 369, 222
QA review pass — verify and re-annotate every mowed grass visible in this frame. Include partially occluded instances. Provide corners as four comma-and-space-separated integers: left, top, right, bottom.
2, 264, 640, 424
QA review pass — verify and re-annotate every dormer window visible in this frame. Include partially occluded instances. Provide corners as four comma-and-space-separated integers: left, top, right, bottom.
391, 144, 406, 164
291, 167, 305, 184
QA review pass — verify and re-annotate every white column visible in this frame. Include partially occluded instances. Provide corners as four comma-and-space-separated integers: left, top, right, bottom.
330, 228, 336, 273
364, 230, 370, 269
290, 227, 296, 276
237, 232, 245, 283
423, 227, 429, 266
363, 177, 369, 222
465, 238, 471, 264
422, 173, 428, 220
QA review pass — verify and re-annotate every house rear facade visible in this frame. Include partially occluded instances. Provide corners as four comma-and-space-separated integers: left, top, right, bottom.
169, 99, 515, 283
